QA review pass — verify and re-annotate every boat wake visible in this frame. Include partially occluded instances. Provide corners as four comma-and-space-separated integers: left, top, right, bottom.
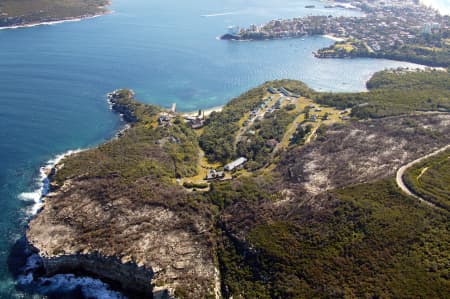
201, 11, 241, 17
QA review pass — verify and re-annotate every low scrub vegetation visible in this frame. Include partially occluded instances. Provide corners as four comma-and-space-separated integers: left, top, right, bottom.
0, 0, 109, 27
218, 180, 450, 298
200, 80, 312, 164
404, 149, 450, 210
314, 69, 450, 118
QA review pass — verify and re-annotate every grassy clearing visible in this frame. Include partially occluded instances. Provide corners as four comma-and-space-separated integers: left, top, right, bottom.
334, 42, 355, 52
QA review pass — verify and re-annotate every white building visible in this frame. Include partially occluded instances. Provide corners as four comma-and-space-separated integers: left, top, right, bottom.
224, 157, 248, 171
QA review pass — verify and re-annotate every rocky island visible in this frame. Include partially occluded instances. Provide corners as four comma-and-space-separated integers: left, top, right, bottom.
0, 0, 111, 28
221, 0, 450, 67
22, 69, 450, 298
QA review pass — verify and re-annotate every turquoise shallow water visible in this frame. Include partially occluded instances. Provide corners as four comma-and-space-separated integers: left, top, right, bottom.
0, 0, 427, 297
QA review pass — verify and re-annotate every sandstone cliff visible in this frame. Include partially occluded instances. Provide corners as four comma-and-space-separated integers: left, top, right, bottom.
26, 90, 217, 298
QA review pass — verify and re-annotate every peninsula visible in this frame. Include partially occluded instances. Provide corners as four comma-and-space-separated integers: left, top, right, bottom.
0, 0, 110, 28
23, 69, 450, 298
221, 0, 450, 67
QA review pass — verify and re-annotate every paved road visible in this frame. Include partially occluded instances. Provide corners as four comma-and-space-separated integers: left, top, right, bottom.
396, 144, 450, 207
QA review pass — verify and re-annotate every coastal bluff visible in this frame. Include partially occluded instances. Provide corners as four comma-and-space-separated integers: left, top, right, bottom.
26, 89, 217, 298
24, 71, 450, 298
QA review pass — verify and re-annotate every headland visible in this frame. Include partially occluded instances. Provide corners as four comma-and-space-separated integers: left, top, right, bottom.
0, 0, 111, 29
24, 69, 450, 298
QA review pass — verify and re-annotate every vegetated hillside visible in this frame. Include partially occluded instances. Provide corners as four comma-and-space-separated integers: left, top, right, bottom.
201, 70, 450, 166
216, 179, 449, 298
320, 36, 450, 68
199, 71, 450, 298
236, 108, 295, 170
404, 149, 450, 210
27, 71, 450, 298
314, 69, 450, 118
0, 0, 109, 27
370, 40, 450, 68
213, 115, 450, 298
28, 90, 217, 298
200, 79, 313, 164
277, 114, 450, 195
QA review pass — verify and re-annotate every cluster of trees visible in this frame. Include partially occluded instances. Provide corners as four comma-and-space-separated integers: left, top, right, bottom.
314, 70, 450, 118
236, 109, 295, 170
318, 30, 450, 67
289, 123, 313, 146
200, 80, 313, 164
369, 45, 450, 68
55, 93, 199, 185
199, 86, 269, 163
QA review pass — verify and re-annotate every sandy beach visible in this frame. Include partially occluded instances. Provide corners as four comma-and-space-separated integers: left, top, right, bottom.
0, 12, 110, 30
322, 34, 346, 42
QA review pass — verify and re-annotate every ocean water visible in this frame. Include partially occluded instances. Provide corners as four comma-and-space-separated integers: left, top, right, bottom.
0, 0, 428, 298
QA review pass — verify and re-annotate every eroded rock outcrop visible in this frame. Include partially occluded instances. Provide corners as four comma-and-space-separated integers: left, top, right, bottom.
26, 90, 217, 298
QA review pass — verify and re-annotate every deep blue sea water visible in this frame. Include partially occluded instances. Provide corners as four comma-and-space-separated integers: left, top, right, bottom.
0, 0, 430, 297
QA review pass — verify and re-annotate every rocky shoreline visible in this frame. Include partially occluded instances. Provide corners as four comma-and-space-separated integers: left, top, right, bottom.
17, 72, 450, 298
24, 90, 217, 298
23, 91, 158, 298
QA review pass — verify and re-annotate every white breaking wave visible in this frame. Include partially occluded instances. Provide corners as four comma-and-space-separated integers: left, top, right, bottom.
37, 274, 127, 299
16, 242, 128, 299
18, 149, 84, 215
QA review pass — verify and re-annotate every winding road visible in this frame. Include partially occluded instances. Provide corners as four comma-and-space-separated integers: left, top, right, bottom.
395, 144, 450, 207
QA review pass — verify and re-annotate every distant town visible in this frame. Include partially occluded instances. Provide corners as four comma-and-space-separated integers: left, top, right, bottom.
221, 0, 450, 67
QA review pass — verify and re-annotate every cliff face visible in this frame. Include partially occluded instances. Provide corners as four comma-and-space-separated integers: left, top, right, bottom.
27, 184, 215, 297
37, 252, 154, 296
26, 90, 216, 298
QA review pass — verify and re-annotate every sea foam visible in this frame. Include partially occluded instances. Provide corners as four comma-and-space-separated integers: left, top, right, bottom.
17, 253, 127, 299
18, 149, 84, 215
